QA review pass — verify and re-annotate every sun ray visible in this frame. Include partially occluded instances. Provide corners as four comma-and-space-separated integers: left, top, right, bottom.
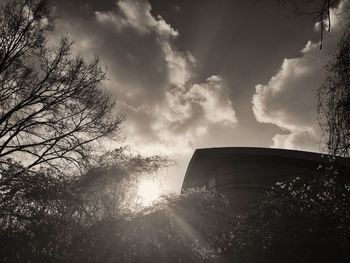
137, 179, 161, 206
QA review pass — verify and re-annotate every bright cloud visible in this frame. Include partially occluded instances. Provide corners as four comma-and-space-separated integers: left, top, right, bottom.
95, 0, 178, 37
49, 0, 237, 159
126, 75, 237, 156
252, 0, 349, 152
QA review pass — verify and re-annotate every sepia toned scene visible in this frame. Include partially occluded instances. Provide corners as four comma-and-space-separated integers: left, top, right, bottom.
0, 0, 349, 262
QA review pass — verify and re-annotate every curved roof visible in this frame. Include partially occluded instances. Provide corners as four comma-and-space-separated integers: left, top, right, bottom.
182, 147, 350, 190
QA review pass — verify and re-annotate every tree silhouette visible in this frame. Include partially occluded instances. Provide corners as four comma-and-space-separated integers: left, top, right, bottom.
0, 2, 127, 260
279, 0, 340, 48
0, 0, 124, 174
318, 29, 350, 157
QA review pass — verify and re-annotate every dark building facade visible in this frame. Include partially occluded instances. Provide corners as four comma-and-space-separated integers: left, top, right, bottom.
182, 147, 350, 212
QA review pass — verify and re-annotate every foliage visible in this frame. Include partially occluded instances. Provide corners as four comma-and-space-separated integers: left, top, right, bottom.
0, 1, 172, 262
65, 189, 235, 263
0, 186, 235, 262
318, 29, 350, 157
0, 160, 83, 262
230, 164, 350, 263
72, 149, 174, 221
1, 1, 349, 263
0, 149, 173, 262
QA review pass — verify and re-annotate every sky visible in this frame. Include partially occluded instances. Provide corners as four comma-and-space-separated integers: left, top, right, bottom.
46, 0, 349, 193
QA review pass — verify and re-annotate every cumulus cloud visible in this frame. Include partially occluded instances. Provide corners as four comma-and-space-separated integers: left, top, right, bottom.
272, 130, 321, 151
252, 0, 349, 152
95, 0, 178, 37
49, 0, 237, 157
125, 75, 237, 156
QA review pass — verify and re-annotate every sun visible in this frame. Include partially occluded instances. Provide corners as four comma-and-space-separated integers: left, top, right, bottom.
137, 179, 161, 206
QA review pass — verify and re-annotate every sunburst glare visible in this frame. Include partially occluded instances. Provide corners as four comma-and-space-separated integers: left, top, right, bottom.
137, 179, 161, 206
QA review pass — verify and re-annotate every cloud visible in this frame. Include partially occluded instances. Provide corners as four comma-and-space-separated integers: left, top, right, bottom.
95, 0, 178, 37
272, 130, 321, 151
49, 0, 237, 157
252, 0, 349, 152
126, 75, 237, 156
49, 0, 180, 107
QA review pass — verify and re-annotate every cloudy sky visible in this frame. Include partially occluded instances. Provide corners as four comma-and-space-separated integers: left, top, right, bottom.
46, 0, 348, 192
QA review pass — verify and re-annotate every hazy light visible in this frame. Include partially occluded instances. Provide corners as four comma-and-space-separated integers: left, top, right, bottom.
137, 179, 161, 206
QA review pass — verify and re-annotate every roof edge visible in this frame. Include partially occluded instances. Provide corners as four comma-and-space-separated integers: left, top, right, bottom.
181, 147, 350, 191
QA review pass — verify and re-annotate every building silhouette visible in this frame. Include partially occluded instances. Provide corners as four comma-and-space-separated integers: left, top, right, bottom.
182, 147, 350, 212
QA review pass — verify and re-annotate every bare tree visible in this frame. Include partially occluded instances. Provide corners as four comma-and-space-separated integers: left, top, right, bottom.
0, 0, 124, 173
317, 29, 350, 157
279, 0, 341, 48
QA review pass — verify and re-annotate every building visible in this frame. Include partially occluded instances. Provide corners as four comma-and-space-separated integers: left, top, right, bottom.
182, 147, 350, 212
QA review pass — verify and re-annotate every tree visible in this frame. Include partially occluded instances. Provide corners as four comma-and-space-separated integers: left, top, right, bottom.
0, 150, 172, 262
229, 167, 350, 263
0, 0, 124, 174
71, 149, 173, 222
318, 29, 350, 157
278, 0, 341, 48
65, 189, 236, 263
0, 2, 128, 261
0, 161, 85, 262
